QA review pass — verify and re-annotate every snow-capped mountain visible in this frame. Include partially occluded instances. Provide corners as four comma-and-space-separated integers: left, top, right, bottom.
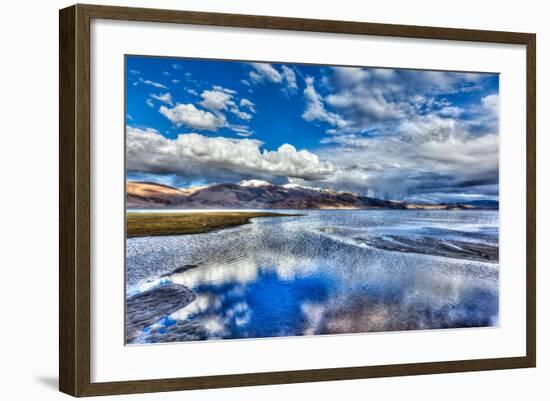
126, 181, 498, 210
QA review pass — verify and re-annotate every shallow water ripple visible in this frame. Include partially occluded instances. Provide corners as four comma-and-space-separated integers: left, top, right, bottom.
126, 210, 499, 344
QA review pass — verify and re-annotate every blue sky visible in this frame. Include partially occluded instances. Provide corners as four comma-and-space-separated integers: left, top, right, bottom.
126, 55, 499, 203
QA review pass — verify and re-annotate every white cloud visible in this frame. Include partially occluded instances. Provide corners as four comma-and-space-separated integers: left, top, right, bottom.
213, 85, 237, 95
145, 98, 154, 108
312, 73, 499, 200
330, 66, 369, 88
437, 105, 463, 118
371, 68, 396, 79
199, 89, 233, 112
302, 77, 349, 130
130, 63, 497, 202
282, 66, 297, 88
186, 88, 198, 96
249, 63, 283, 84
248, 63, 298, 94
398, 113, 468, 142
230, 108, 253, 121
418, 133, 498, 168
315, 109, 499, 199
138, 78, 168, 89
281, 65, 298, 91
230, 125, 254, 137
159, 104, 226, 131
150, 92, 173, 106
198, 88, 254, 122
481, 94, 499, 116
307, 66, 494, 135
326, 87, 407, 125
126, 126, 336, 181
240, 98, 256, 113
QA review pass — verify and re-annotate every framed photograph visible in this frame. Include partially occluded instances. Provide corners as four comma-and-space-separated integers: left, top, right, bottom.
59, 4, 536, 397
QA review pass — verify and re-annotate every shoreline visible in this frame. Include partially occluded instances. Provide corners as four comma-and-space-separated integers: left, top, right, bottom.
127, 211, 300, 237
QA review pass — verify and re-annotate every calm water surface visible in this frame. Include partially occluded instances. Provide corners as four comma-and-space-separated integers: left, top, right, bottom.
126, 210, 499, 344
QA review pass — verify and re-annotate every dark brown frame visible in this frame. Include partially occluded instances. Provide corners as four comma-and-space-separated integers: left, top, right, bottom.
59, 3, 536, 397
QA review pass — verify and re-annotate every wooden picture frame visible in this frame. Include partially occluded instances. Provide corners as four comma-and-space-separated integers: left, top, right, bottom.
59, 3, 536, 397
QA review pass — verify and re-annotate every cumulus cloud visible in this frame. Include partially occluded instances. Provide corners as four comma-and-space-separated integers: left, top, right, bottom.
248, 63, 299, 94
316, 103, 499, 200
323, 69, 409, 130
159, 104, 226, 131
198, 87, 254, 122
298, 65, 499, 200
311, 66, 494, 135
158, 84, 256, 132
128, 59, 498, 203
126, 126, 336, 182
326, 87, 407, 126
302, 77, 349, 130
199, 89, 233, 112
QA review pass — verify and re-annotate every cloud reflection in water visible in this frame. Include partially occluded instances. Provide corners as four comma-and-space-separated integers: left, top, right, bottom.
128, 210, 499, 344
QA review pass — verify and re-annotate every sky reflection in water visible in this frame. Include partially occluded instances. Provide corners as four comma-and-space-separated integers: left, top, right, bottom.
127, 210, 499, 344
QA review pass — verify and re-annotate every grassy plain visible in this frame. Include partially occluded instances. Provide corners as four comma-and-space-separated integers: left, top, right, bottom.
127, 211, 298, 237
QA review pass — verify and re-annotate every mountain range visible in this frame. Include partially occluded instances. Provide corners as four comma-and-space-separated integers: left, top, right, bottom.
126, 180, 498, 210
